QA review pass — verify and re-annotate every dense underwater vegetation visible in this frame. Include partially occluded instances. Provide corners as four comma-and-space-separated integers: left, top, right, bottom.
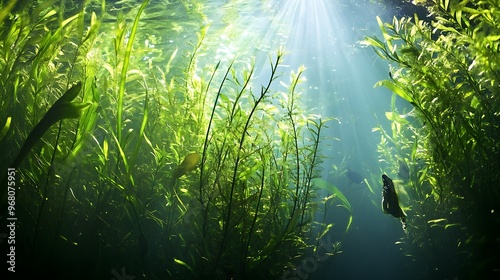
0, 0, 499, 279
363, 0, 500, 278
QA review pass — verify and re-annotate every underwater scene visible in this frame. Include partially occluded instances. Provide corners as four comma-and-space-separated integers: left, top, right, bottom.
0, 0, 499, 279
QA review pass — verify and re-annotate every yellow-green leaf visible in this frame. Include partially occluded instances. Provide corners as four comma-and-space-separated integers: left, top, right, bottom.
427, 218, 446, 224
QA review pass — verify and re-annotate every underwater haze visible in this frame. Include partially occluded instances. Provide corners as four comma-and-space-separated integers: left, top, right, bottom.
1, 0, 499, 279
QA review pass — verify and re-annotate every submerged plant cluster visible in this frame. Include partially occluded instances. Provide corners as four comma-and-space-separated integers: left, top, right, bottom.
364, 0, 499, 278
0, 1, 345, 279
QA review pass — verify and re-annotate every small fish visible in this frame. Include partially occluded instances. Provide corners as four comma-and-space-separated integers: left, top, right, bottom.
381, 174, 406, 230
346, 169, 364, 184
173, 153, 201, 179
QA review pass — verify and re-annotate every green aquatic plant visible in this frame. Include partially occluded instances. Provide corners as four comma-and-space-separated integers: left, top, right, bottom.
0, 6, 103, 279
0, 117, 11, 141
313, 178, 353, 234
327, 153, 379, 212
0, 0, 16, 25
363, 0, 500, 278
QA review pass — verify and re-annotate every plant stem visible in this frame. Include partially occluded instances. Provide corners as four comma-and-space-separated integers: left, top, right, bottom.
212, 52, 282, 274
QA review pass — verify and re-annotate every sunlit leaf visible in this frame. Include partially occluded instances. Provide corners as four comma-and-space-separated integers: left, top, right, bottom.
375, 80, 413, 102
173, 258, 194, 272
427, 218, 447, 224
0, 117, 11, 141
445, 223, 461, 229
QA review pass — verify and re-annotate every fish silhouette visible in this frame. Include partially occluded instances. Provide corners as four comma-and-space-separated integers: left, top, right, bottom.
381, 174, 406, 230
173, 153, 201, 179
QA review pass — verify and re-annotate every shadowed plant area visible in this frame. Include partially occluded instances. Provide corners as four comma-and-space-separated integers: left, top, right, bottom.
0, 0, 347, 279
363, 0, 500, 278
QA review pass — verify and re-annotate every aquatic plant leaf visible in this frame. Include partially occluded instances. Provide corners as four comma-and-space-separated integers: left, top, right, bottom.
116, 0, 150, 143
103, 139, 109, 161
385, 111, 409, 125
410, 135, 418, 161
427, 218, 447, 224
165, 47, 178, 73
61, 13, 79, 28
0, 0, 16, 25
466, 235, 474, 244
0, 117, 11, 141
376, 16, 388, 38
54, 102, 92, 119
56, 81, 83, 104
443, 0, 450, 10
111, 133, 130, 178
363, 178, 375, 194
126, 85, 149, 173
39, 9, 57, 22
361, 36, 385, 50
375, 80, 413, 103
237, 160, 263, 180
316, 223, 333, 240
345, 215, 353, 234
313, 178, 352, 211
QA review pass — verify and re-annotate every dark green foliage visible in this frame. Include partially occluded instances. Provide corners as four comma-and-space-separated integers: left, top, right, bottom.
364, 0, 500, 278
